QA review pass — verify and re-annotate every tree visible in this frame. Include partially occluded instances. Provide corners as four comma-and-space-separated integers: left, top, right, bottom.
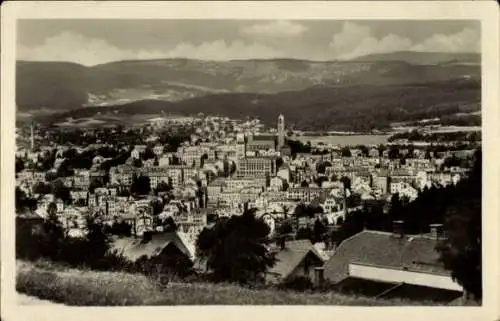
62, 148, 77, 159
388, 146, 400, 160
38, 203, 65, 261
436, 150, 482, 300
45, 171, 58, 182
74, 198, 87, 207
82, 217, 112, 269
340, 147, 351, 157
141, 147, 155, 160
33, 181, 52, 195
132, 158, 143, 168
229, 162, 237, 176
315, 176, 328, 188
196, 209, 276, 284
356, 145, 369, 157
223, 160, 230, 177
131, 175, 151, 196
276, 219, 294, 235
200, 153, 209, 167
110, 221, 132, 237
56, 159, 74, 177
40, 151, 56, 171
294, 203, 322, 218
15, 157, 24, 173
332, 210, 365, 246
164, 217, 178, 232
156, 180, 173, 194
296, 227, 313, 241
340, 176, 351, 191
15, 187, 36, 213
316, 161, 331, 174
388, 193, 403, 222
276, 157, 284, 170
346, 193, 362, 208
313, 218, 327, 243
151, 199, 164, 216
51, 180, 71, 204
89, 178, 104, 194
442, 154, 462, 169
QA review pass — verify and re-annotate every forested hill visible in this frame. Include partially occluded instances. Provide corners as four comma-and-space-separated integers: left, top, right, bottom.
43, 79, 480, 132
17, 52, 480, 112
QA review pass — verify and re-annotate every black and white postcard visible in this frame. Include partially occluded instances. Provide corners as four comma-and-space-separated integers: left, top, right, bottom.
1, 2, 499, 321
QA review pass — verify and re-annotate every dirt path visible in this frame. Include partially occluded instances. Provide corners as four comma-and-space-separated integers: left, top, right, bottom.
17, 292, 66, 306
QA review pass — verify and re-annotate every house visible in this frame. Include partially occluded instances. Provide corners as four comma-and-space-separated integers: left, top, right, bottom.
323, 224, 463, 296
266, 239, 326, 284
322, 196, 342, 214
269, 176, 285, 191
153, 145, 165, 156
109, 232, 195, 270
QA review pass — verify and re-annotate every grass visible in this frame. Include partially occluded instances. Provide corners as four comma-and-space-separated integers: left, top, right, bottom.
16, 260, 460, 306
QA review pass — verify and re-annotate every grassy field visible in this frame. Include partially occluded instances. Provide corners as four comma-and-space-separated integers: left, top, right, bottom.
15, 260, 457, 306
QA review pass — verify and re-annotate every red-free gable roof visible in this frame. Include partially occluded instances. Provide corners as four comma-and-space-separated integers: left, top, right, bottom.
323, 230, 448, 283
268, 239, 325, 280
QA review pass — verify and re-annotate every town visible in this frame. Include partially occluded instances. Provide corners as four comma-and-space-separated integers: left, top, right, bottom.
14, 112, 481, 304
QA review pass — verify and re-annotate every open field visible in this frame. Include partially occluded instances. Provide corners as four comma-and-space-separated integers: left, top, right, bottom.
16, 260, 453, 306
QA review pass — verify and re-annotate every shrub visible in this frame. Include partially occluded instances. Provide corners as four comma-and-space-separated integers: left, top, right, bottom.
278, 276, 314, 292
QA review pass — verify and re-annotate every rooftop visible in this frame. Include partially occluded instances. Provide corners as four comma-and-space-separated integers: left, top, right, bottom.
324, 230, 448, 283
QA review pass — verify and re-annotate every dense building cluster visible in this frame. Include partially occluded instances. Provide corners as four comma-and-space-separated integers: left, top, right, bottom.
15, 114, 479, 295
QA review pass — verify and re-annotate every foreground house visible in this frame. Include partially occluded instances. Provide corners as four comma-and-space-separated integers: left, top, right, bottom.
323, 223, 464, 302
266, 239, 325, 284
109, 231, 195, 274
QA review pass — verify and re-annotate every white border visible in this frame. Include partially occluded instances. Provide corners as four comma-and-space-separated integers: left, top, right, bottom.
2, 2, 499, 321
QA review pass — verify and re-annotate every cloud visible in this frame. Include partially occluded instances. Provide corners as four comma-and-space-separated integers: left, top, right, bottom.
411, 27, 480, 53
329, 22, 412, 59
17, 23, 480, 65
17, 31, 284, 66
241, 20, 307, 39
329, 22, 480, 59
166, 40, 283, 60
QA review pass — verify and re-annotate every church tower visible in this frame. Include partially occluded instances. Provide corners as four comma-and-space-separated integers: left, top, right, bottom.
30, 122, 35, 151
277, 114, 285, 149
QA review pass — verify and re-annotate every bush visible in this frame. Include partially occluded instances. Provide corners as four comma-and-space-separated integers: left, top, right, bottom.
278, 276, 314, 292
16, 215, 133, 272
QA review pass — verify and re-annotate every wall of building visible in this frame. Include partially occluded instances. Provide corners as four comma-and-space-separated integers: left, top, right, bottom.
348, 263, 463, 291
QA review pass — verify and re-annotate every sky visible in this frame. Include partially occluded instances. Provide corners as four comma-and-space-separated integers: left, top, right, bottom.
17, 20, 480, 66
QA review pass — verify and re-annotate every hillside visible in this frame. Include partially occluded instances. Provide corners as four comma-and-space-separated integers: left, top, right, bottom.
352, 51, 480, 66
17, 260, 458, 306
45, 79, 480, 131
16, 61, 89, 110
16, 52, 480, 112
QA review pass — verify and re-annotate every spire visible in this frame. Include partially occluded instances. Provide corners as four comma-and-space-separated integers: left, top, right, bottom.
277, 114, 285, 149
30, 122, 35, 151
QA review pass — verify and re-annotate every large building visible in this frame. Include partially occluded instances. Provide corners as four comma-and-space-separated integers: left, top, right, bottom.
236, 157, 275, 178
246, 135, 276, 153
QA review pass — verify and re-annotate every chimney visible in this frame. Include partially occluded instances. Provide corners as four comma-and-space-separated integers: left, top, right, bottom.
314, 267, 325, 287
392, 220, 405, 238
429, 223, 444, 240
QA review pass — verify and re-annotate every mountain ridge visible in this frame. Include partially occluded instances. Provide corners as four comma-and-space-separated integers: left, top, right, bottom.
16, 51, 480, 113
